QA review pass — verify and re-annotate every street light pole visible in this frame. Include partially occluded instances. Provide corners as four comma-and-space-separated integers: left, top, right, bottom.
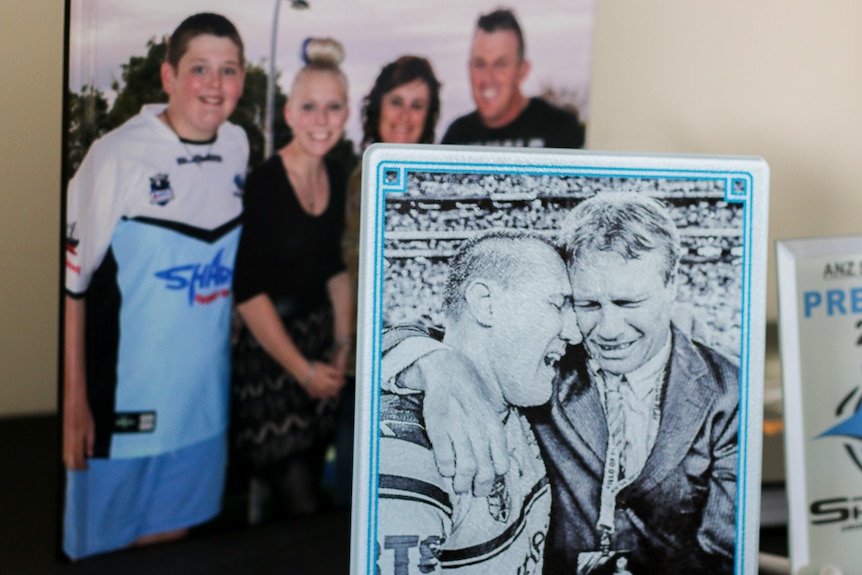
264, 0, 310, 159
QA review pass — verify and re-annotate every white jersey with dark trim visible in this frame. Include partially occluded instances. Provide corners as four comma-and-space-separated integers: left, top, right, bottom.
376, 338, 551, 574
65, 104, 247, 459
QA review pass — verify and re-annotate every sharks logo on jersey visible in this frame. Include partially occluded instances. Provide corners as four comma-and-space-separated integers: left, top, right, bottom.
233, 173, 245, 197
149, 173, 175, 206
154, 248, 233, 305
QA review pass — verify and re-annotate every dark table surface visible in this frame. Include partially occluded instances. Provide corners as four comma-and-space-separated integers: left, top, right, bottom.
0, 414, 788, 574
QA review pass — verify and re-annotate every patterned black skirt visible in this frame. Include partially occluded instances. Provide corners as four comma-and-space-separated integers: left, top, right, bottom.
230, 294, 340, 473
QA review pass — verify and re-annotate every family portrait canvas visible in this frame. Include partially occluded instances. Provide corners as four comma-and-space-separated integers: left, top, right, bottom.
352, 146, 768, 574
61, 0, 595, 562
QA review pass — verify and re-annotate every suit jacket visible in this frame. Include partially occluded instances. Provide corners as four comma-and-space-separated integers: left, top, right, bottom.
527, 325, 738, 574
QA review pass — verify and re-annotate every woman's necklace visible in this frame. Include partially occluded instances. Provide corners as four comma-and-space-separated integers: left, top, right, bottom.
302, 187, 317, 213
162, 110, 216, 168
283, 153, 326, 215
297, 178, 325, 215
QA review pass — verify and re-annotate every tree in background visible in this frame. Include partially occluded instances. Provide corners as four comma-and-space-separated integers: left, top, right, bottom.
104, 38, 167, 132
66, 85, 110, 176
66, 37, 357, 177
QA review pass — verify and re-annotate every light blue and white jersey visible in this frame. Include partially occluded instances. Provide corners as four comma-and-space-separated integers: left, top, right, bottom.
65, 104, 248, 458
376, 336, 551, 574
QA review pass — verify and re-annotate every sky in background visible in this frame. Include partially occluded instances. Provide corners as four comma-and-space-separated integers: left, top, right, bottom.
69, 0, 594, 147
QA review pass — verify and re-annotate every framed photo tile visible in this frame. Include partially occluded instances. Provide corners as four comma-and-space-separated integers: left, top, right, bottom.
352, 145, 769, 575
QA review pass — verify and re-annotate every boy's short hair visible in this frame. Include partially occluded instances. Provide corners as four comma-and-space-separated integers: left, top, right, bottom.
166, 13, 244, 69
476, 8, 525, 60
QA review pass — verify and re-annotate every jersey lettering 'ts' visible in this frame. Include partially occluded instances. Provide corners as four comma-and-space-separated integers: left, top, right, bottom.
376, 337, 551, 574
65, 104, 248, 459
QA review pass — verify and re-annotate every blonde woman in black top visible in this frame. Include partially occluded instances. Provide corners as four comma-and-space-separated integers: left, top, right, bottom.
232, 37, 352, 516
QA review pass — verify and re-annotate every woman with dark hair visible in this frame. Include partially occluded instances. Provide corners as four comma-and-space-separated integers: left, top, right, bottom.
360, 55, 442, 148
345, 55, 442, 277
334, 55, 441, 508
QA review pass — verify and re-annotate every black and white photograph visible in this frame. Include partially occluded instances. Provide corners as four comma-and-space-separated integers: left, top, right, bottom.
352, 146, 769, 575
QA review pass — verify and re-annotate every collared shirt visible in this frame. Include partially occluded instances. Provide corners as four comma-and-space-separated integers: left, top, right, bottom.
592, 333, 672, 485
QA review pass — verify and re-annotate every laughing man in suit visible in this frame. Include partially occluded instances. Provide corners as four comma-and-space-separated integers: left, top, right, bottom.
533, 193, 738, 573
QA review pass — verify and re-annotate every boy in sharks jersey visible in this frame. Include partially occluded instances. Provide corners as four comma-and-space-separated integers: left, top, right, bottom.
62, 13, 248, 559
376, 231, 579, 574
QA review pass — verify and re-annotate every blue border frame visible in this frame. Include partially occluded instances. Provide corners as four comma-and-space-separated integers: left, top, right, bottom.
364, 159, 757, 575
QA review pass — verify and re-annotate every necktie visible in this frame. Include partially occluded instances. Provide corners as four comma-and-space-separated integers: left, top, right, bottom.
605, 372, 627, 481
597, 371, 628, 551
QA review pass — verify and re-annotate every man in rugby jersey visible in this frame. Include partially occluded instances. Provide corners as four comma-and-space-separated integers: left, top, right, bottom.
376, 230, 579, 574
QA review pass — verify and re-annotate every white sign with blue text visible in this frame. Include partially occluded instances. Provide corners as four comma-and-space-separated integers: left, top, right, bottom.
778, 236, 862, 575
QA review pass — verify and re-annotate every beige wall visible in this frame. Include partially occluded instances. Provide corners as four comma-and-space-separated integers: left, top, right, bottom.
589, 0, 862, 322
4, 0, 861, 415
1, 2, 64, 416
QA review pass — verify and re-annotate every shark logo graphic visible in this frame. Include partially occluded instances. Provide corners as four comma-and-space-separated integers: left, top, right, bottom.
154, 248, 233, 306
233, 173, 245, 197
818, 386, 862, 471
149, 173, 174, 206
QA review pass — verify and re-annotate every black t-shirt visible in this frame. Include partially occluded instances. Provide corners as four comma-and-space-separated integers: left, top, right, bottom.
441, 97, 585, 149
233, 155, 347, 304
